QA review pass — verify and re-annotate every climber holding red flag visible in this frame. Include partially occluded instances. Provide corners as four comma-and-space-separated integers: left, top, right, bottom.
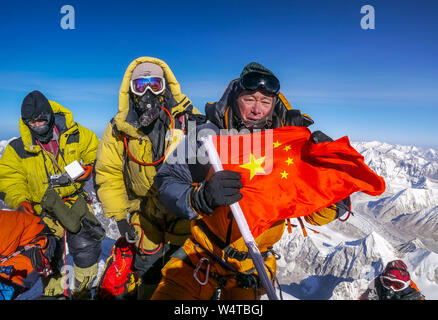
150, 62, 385, 300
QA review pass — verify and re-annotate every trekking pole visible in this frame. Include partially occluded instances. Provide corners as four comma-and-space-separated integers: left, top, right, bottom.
201, 135, 279, 300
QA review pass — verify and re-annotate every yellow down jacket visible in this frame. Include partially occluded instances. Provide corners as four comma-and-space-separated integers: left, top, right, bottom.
94, 57, 201, 251
0, 101, 99, 214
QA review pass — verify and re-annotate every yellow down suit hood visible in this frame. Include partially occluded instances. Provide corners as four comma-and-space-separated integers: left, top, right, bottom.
95, 57, 200, 250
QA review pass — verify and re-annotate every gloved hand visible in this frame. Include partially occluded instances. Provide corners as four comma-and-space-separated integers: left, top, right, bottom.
17, 201, 35, 215
116, 219, 138, 243
76, 165, 93, 182
311, 130, 333, 144
191, 170, 243, 214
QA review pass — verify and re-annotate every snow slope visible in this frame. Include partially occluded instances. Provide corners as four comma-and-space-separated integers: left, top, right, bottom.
274, 219, 438, 299
272, 141, 438, 300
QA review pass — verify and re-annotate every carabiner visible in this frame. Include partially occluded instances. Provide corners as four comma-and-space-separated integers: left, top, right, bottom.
193, 257, 210, 286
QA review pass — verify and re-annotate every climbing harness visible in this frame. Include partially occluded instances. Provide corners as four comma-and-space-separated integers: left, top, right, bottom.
189, 240, 281, 300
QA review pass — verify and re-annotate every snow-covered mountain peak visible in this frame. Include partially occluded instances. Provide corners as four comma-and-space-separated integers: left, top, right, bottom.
405, 249, 438, 286
425, 148, 438, 160
352, 141, 438, 188
361, 231, 396, 260
397, 238, 428, 255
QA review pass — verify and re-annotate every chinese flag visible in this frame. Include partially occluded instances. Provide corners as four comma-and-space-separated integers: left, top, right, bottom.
211, 126, 385, 238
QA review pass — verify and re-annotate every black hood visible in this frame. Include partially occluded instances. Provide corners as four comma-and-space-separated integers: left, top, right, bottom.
21, 90, 55, 143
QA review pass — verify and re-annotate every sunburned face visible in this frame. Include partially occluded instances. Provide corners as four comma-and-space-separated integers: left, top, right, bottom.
237, 91, 274, 123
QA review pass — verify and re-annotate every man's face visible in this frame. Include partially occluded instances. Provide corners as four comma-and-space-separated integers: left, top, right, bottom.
237, 91, 274, 123
25, 114, 53, 140
28, 119, 47, 128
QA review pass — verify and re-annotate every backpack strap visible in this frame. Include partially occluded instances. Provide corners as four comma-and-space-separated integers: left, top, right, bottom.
194, 219, 270, 262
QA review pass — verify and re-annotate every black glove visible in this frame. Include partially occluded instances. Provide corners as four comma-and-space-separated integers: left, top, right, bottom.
116, 219, 138, 243
191, 170, 243, 214
398, 288, 425, 300
311, 130, 333, 144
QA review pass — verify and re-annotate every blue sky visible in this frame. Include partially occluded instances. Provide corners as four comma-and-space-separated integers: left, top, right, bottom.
0, 0, 437, 149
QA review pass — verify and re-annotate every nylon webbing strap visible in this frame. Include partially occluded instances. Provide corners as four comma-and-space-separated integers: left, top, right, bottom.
170, 247, 193, 267
195, 219, 270, 262
195, 219, 228, 249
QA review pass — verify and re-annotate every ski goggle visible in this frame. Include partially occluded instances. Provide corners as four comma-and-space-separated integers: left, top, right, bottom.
380, 276, 410, 291
239, 72, 280, 95
130, 77, 166, 96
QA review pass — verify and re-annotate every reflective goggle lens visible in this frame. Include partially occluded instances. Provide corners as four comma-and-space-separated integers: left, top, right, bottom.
131, 77, 165, 95
240, 72, 280, 94
381, 276, 409, 291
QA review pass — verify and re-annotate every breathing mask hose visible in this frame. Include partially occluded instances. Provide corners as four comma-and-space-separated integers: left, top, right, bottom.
123, 106, 175, 166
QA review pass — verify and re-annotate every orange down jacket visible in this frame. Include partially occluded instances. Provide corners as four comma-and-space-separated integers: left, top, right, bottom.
0, 210, 49, 286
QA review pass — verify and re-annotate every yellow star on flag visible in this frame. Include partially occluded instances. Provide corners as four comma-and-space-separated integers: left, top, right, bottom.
273, 140, 282, 148
283, 145, 291, 152
239, 153, 266, 180
280, 171, 289, 179
285, 157, 294, 166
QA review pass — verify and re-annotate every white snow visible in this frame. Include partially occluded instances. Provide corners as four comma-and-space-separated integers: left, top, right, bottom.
403, 249, 438, 298
0, 138, 16, 155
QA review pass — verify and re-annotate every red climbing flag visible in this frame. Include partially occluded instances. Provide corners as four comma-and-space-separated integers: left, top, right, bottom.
211, 126, 385, 238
